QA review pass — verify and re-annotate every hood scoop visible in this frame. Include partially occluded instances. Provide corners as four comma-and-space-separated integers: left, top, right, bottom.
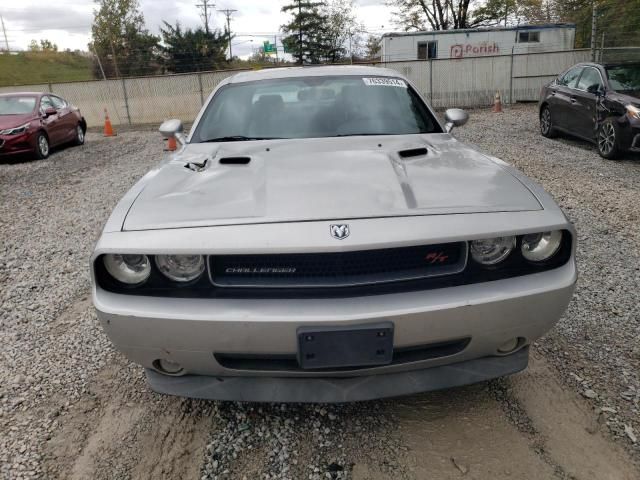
184, 158, 209, 172
219, 156, 251, 165
398, 147, 428, 158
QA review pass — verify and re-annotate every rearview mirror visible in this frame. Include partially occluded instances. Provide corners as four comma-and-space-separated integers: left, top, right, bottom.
444, 109, 469, 133
43, 107, 57, 117
159, 119, 186, 145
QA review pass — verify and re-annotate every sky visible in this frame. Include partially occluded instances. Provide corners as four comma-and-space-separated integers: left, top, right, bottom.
0, 0, 394, 58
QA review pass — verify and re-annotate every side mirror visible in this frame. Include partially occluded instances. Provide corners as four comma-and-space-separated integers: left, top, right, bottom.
444, 108, 469, 133
159, 119, 186, 145
587, 84, 604, 96
43, 107, 57, 117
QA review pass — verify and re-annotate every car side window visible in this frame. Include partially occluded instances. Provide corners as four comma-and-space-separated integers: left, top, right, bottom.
40, 96, 54, 113
576, 68, 603, 92
558, 67, 583, 89
50, 96, 66, 109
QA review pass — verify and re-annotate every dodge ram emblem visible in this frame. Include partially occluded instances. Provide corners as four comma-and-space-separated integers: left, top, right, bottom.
330, 224, 350, 240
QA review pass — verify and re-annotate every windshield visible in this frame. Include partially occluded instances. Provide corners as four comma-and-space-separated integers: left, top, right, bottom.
606, 65, 640, 93
192, 75, 440, 142
0, 96, 37, 115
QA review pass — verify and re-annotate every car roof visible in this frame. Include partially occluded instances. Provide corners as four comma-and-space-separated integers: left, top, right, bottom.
570, 61, 640, 69
225, 65, 406, 84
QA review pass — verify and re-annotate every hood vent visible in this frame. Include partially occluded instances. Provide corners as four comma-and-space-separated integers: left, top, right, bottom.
398, 147, 428, 158
220, 157, 251, 165
184, 158, 208, 172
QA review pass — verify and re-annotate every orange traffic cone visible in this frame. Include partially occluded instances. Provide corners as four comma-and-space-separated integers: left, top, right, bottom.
164, 136, 177, 152
492, 91, 503, 113
103, 109, 116, 136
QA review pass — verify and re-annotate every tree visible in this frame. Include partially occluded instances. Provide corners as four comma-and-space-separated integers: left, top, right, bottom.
473, 0, 521, 26
89, 0, 160, 77
324, 0, 359, 62
28, 39, 58, 52
364, 35, 382, 61
281, 1, 330, 64
387, 0, 477, 30
159, 22, 229, 73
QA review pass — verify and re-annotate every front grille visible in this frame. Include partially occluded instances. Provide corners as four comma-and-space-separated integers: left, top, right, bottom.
210, 242, 467, 288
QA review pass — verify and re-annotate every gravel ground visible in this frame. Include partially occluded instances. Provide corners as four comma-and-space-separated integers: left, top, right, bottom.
0, 134, 163, 478
456, 104, 640, 452
0, 105, 639, 479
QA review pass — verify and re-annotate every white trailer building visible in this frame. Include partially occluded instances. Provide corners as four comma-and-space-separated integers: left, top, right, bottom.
381, 24, 576, 62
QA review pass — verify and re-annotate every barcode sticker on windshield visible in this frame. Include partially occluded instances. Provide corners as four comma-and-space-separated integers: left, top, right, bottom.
363, 77, 407, 88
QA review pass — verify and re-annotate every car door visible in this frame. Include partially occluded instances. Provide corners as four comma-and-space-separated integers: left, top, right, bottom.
551, 66, 583, 130
50, 95, 77, 142
570, 67, 604, 141
39, 96, 64, 145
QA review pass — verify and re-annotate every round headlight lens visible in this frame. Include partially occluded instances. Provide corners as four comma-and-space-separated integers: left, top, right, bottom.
470, 236, 516, 265
103, 254, 151, 285
521, 231, 562, 262
155, 255, 205, 282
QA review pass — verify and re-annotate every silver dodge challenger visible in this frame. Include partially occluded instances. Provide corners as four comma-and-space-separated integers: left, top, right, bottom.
91, 66, 577, 403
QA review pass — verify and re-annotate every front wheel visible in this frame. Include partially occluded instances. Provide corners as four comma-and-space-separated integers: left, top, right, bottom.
35, 133, 50, 160
597, 119, 621, 160
540, 105, 557, 138
74, 124, 85, 146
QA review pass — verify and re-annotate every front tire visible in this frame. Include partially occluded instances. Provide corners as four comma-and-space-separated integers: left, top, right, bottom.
35, 133, 50, 160
540, 105, 557, 138
74, 124, 85, 146
597, 119, 621, 160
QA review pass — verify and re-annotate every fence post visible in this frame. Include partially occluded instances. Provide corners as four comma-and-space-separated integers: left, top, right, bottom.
198, 72, 204, 106
47, 82, 52, 93
429, 58, 433, 105
509, 46, 514, 105
121, 77, 132, 126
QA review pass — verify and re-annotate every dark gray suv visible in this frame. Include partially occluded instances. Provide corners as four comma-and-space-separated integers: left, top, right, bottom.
539, 62, 640, 159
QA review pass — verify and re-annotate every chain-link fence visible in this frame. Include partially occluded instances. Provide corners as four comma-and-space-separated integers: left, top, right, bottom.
0, 47, 632, 127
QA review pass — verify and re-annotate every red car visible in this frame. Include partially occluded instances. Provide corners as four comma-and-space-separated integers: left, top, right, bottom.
0, 92, 86, 160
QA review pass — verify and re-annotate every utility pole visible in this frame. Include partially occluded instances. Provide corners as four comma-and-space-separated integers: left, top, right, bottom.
196, 0, 215, 34
218, 8, 237, 60
0, 15, 9, 52
590, 1, 597, 62
110, 40, 120, 78
298, 0, 303, 64
274, 35, 279, 63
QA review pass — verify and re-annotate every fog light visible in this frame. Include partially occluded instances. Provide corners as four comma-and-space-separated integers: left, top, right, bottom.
153, 358, 184, 375
497, 338, 520, 354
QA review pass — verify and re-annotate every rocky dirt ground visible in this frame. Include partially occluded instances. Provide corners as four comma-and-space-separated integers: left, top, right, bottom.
1, 104, 639, 480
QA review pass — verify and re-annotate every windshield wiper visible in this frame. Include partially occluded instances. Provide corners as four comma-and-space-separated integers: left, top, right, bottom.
201, 135, 284, 143
332, 133, 393, 137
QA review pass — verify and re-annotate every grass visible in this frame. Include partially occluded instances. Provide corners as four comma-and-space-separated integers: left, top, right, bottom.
0, 51, 94, 87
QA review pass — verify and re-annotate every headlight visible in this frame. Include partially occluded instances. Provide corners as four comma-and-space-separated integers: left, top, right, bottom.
627, 105, 640, 120
103, 254, 151, 285
521, 231, 562, 262
470, 236, 516, 265
155, 255, 205, 282
0, 122, 31, 135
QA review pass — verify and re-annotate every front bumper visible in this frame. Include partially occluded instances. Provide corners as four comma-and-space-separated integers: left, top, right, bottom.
146, 347, 530, 403
94, 255, 576, 400
0, 133, 35, 156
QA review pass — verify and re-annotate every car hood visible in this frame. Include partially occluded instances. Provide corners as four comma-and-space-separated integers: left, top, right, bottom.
122, 134, 542, 231
0, 113, 35, 129
610, 91, 640, 105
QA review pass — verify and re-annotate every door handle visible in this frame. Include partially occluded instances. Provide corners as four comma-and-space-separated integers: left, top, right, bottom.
570, 96, 577, 104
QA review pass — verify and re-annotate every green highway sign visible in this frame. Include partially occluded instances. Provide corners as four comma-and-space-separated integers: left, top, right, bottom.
263, 41, 275, 53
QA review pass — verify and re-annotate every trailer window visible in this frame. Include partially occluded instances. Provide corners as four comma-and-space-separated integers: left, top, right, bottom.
518, 31, 540, 43
417, 41, 437, 60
